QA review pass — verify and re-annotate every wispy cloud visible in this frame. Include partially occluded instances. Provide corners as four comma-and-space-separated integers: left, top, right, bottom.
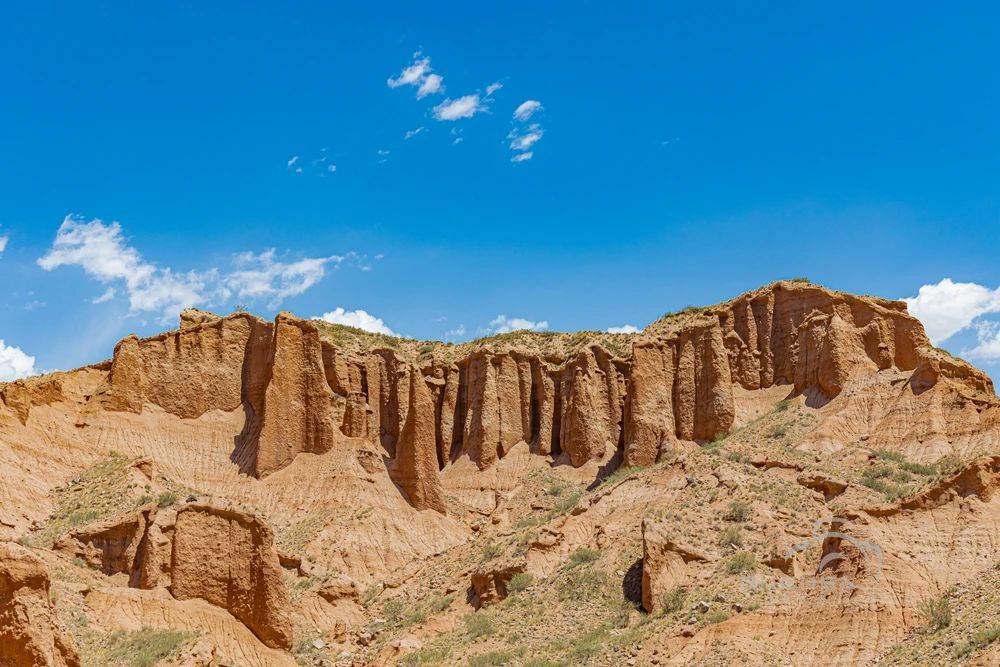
314, 307, 397, 336
606, 324, 640, 334
92, 287, 116, 304
0, 235, 8, 256
444, 324, 466, 339
433, 95, 486, 121
286, 156, 299, 168
225, 249, 342, 308
0, 340, 36, 381
387, 53, 445, 99
509, 101, 544, 162
404, 126, 425, 140
486, 82, 503, 96
38, 215, 346, 321
513, 100, 542, 122
508, 124, 543, 151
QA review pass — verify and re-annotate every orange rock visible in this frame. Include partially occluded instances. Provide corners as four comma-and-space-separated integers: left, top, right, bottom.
641, 518, 711, 613
254, 314, 341, 477
0, 542, 80, 667
170, 504, 293, 650
389, 369, 447, 513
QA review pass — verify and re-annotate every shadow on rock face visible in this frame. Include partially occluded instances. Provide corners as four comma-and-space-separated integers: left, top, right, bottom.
622, 557, 643, 607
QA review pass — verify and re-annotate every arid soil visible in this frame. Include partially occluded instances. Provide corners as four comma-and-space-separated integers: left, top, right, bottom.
1, 279, 998, 666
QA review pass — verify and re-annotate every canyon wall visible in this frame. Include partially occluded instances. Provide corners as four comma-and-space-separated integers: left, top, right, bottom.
70, 282, 993, 513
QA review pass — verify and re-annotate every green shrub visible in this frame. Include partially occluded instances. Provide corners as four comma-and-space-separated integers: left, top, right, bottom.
463, 613, 494, 639
480, 542, 504, 562
657, 586, 687, 614
99, 627, 193, 667
723, 500, 751, 522
918, 595, 951, 631
900, 461, 936, 476
468, 651, 511, 666
725, 552, 757, 574
569, 548, 600, 566
873, 449, 905, 463
557, 569, 610, 603
703, 610, 731, 625
506, 572, 533, 593
955, 626, 1000, 658
568, 627, 609, 661
860, 468, 908, 500
599, 466, 646, 488
717, 525, 743, 548
551, 490, 581, 515
774, 399, 791, 412
767, 424, 788, 439
935, 455, 963, 476
155, 491, 178, 508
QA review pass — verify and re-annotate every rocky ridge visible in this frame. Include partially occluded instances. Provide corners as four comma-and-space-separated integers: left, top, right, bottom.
0, 279, 997, 666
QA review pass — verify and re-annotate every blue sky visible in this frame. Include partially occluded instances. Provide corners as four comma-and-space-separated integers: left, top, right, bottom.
1, 2, 998, 380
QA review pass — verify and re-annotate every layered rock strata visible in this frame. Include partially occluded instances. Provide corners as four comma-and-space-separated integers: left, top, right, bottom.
65, 282, 994, 514
55, 502, 293, 650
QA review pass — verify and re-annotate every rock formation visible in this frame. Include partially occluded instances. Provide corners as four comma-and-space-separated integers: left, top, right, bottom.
4, 279, 999, 665
389, 369, 447, 512
641, 518, 711, 613
171, 503, 293, 650
0, 542, 80, 667
55, 502, 293, 650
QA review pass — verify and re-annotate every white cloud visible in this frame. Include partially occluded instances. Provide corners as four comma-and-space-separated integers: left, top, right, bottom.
0, 235, 8, 256
607, 324, 640, 334
508, 124, 543, 151
327, 164, 337, 173
433, 95, 485, 121
902, 278, 1000, 344
416, 73, 444, 99
387, 56, 432, 89
513, 100, 542, 121
313, 308, 397, 336
966, 320, 1000, 361
38, 215, 342, 321
387, 54, 444, 100
92, 287, 116, 304
486, 82, 503, 96
444, 324, 466, 338
377, 149, 390, 156
225, 249, 342, 308
488, 315, 549, 334
511, 152, 533, 163
287, 156, 299, 168
0, 340, 36, 381
404, 126, 425, 140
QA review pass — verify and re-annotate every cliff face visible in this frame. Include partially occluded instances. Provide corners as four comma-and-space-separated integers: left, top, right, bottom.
41, 281, 992, 515
0, 542, 81, 667
54, 502, 293, 651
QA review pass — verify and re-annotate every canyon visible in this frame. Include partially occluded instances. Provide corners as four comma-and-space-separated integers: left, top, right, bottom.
0, 280, 998, 665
